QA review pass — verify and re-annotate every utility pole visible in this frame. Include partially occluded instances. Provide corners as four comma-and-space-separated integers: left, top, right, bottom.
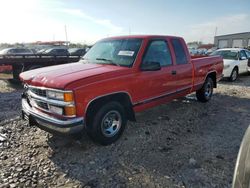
214, 26, 218, 37
64, 25, 68, 45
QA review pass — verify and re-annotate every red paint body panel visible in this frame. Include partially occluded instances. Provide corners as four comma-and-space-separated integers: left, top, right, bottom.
0, 65, 12, 72
20, 35, 223, 118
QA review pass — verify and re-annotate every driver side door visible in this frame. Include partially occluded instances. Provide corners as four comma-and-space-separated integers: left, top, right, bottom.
134, 39, 177, 104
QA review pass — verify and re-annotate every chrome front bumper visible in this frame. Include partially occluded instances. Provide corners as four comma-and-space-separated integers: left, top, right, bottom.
22, 98, 84, 134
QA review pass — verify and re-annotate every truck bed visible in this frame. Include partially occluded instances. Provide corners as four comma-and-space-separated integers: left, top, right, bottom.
191, 55, 223, 89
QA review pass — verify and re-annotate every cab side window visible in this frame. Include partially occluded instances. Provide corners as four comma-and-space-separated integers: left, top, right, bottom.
240, 50, 247, 59
244, 50, 250, 58
171, 39, 188, 65
142, 40, 172, 67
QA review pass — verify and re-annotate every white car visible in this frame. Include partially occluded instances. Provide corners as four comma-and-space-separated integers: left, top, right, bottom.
211, 48, 250, 81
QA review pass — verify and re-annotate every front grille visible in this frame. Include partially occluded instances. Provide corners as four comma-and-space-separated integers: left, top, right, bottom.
25, 85, 73, 117
30, 87, 47, 97
36, 101, 49, 110
27, 86, 48, 111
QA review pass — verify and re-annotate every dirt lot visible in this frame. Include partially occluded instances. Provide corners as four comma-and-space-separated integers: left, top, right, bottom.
0, 76, 250, 188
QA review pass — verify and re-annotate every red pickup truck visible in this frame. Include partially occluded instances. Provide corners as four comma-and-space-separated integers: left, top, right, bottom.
20, 35, 223, 145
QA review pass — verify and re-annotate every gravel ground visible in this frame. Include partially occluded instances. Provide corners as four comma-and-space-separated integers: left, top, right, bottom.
0, 76, 250, 188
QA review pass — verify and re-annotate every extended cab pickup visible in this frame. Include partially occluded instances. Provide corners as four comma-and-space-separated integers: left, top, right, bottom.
20, 35, 223, 145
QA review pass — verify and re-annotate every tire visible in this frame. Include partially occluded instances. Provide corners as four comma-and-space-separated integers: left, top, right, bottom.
229, 67, 238, 82
86, 101, 127, 145
232, 126, 250, 188
196, 77, 214, 103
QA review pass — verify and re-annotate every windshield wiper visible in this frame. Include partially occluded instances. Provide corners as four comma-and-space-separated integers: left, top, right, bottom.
95, 58, 120, 66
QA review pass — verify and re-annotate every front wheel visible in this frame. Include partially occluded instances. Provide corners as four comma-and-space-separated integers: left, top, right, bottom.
196, 77, 214, 103
229, 68, 238, 82
86, 101, 127, 145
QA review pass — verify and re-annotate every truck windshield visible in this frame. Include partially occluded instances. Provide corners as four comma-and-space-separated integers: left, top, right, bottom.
83, 38, 142, 67
210, 50, 238, 60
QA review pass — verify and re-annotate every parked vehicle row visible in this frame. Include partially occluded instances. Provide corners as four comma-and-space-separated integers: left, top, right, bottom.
188, 47, 217, 56
0, 47, 86, 57
210, 48, 250, 81
68, 48, 86, 56
0, 48, 34, 55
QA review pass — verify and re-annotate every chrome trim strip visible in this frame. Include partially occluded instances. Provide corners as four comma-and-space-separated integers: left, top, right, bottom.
133, 87, 192, 106
28, 85, 72, 93
22, 99, 83, 126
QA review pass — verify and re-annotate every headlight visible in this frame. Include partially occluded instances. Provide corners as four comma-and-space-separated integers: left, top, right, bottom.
47, 90, 74, 102
49, 105, 76, 116
49, 105, 63, 115
46, 89, 75, 116
47, 90, 64, 100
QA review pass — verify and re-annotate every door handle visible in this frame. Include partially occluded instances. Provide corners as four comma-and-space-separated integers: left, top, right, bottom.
171, 70, 177, 75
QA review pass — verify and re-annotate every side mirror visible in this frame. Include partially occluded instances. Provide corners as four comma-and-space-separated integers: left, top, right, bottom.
141, 61, 161, 71
240, 56, 247, 60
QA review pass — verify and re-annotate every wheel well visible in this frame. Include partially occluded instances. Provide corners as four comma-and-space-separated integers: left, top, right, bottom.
85, 93, 136, 125
207, 72, 217, 88
233, 66, 239, 72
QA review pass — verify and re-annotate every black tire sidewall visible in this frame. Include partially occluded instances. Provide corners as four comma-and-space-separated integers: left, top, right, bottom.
89, 101, 127, 145
196, 77, 214, 102
230, 68, 238, 82
204, 77, 213, 101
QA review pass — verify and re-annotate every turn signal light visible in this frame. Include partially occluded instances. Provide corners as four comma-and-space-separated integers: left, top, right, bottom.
64, 106, 76, 116
64, 93, 74, 102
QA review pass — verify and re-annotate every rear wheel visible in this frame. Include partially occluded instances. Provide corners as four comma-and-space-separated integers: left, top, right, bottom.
229, 67, 238, 82
86, 101, 127, 145
196, 77, 214, 103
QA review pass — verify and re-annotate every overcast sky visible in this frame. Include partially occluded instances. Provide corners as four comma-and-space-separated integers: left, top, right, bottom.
0, 0, 249, 44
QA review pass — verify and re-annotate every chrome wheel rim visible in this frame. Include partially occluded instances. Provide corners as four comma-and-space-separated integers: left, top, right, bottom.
205, 82, 212, 98
232, 70, 237, 81
101, 110, 122, 137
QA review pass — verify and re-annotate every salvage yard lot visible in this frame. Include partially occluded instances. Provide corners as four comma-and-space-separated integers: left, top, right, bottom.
0, 76, 250, 188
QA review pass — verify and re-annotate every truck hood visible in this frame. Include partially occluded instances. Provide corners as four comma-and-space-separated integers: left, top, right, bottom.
19, 62, 129, 89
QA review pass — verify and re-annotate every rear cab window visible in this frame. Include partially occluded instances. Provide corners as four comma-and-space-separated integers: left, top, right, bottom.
171, 38, 188, 65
